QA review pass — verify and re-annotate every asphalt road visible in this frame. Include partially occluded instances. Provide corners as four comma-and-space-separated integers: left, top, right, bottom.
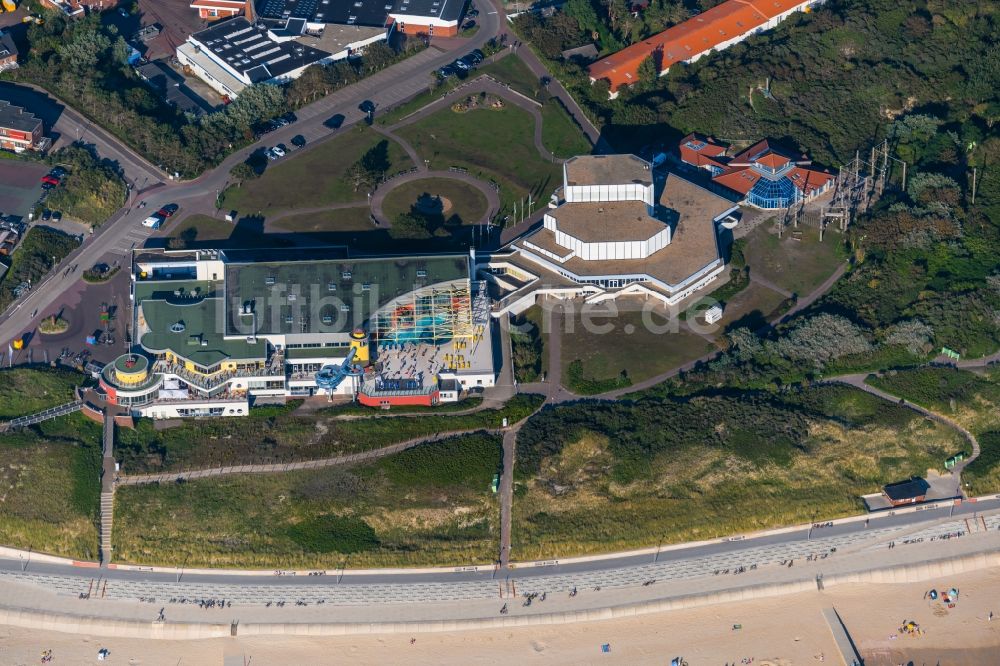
2, 497, 995, 589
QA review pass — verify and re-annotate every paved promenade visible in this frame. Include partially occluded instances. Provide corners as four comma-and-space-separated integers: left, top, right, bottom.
0, 513, 996, 632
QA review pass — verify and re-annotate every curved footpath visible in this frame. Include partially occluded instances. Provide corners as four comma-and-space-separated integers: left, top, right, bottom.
116, 427, 499, 486
830, 373, 982, 478
369, 169, 502, 227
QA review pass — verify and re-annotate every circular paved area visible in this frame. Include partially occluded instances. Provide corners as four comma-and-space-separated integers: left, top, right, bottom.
379, 176, 490, 225
371, 170, 500, 226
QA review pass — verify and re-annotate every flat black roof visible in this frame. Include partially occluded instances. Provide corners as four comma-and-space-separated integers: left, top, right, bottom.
191, 17, 331, 81
255, 0, 462, 26
883, 477, 930, 501
0, 99, 41, 133
393, 0, 463, 21
257, 0, 390, 26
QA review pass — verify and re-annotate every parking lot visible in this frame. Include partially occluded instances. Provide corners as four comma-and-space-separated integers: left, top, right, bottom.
0, 161, 47, 221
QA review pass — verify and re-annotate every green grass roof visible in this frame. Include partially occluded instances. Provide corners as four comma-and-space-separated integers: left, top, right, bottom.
139, 297, 265, 367
224, 255, 470, 337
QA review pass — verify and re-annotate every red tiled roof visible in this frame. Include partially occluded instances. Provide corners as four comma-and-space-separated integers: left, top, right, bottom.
679, 132, 729, 169
755, 152, 790, 169
589, 0, 812, 92
707, 138, 834, 198
712, 166, 760, 195
787, 166, 834, 194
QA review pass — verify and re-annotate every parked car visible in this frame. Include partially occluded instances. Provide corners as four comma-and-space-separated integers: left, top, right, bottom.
453, 58, 470, 71
324, 114, 345, 129
41, 209, 51, 221
468, 8, 479, 17
41, 174, 60, 186
460, 54, 478, 68
281, 112, 297, 124
470, 49, 485, 62
142, 213, 164, 228
51, 211, 62, 222
438, 65, 456, 78
157, 203, 179, 218
291, 134, 306, 148
254, 120, 280, 137
359, 100, 376, 114
49, 167, 67, 178
270, 145, 286, 158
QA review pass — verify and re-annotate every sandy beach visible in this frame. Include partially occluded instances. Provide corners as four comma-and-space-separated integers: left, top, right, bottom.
0, 566, 997, 665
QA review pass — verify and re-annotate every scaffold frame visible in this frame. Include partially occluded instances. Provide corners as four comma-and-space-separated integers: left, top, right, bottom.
372, 281, 475, 343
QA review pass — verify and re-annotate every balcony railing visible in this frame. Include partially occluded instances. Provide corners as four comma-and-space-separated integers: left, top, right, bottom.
154, 361, 284, 391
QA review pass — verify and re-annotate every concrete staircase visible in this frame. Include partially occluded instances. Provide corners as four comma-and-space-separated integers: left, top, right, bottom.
99, 491, 114, 565
99, 412, 116, 566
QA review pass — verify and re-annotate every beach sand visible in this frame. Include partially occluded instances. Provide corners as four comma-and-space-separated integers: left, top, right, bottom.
0, 566, 997, 665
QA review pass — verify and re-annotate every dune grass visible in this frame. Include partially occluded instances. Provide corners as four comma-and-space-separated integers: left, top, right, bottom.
0, 414, 101, 559
512, 384, 962, 559
113, 433, 502, 568
115, 394, 543, 474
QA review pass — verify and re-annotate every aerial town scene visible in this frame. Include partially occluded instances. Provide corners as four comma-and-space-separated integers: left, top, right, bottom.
0, 0, 997, 662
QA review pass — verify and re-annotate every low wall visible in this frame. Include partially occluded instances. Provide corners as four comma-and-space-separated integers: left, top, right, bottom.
1, 550, 996, 640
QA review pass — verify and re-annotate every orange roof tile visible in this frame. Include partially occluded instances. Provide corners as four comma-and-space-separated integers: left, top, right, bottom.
711, 166, 760, 195
755, 152, 791, 169
589, 0, 812, 91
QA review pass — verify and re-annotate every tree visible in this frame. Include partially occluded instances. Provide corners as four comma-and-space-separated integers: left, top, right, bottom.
230, 162, 258, 183
362, 42, 397, 73
883, 319, 933, 355
774, 314, 873, 364
391, 212, 431, 238
636, 54, 659, 91
345, 163, 375, 193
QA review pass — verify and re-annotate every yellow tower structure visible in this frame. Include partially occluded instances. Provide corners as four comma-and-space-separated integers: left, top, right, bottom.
349, 329, 370, 365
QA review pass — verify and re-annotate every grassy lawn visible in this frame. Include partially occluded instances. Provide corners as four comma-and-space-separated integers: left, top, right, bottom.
510, 304, 548, 383
164, 214, 288, 249
381, 177, 489, 225
0, 367, 84, 420
219, 127, 412, 217
714, 281, 791, 331
561, 309, 717, 394
114, 433, 502, 568
270, 207, 373, 233
395, 106, 561, 222
478, 56, 544, 99
540, 101, 591, 159
377, 78, 461, 126
115, 395, 544, 474
512, 384, 964, 559
0, 414, 101, 560
743, 223, 848, 296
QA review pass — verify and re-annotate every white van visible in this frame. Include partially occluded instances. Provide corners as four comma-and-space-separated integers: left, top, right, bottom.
142, 213, 164, 229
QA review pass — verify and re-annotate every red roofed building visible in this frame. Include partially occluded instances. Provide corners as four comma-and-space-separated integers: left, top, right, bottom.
679, 136, 834, 209
190, 0, 247, 21
679, 133, 728, 173
588, 0, 823, 97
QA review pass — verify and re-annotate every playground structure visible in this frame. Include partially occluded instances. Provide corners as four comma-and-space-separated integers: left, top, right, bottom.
372, 283, 474, 346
